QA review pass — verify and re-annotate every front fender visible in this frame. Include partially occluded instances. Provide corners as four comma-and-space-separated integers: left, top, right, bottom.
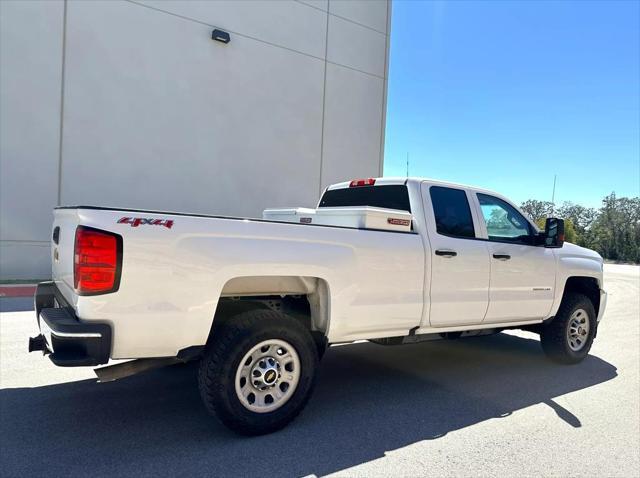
549, 252, 603, 317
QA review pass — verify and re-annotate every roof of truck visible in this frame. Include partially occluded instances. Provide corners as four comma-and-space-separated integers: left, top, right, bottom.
327, 177, 495, 194
325, 177, 533, 225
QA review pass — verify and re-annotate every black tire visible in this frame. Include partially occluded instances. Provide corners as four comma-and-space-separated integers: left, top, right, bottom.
198, 309, 319, 435
540, 293, 597, 364
312, 330, 328, 359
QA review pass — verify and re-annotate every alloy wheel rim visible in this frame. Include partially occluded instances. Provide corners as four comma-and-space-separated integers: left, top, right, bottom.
567, 308, 590, 352
234, 339, 301, 413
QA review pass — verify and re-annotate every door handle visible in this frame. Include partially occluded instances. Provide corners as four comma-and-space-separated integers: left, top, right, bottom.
435, 249, 457, 257
493, 254, 511, 260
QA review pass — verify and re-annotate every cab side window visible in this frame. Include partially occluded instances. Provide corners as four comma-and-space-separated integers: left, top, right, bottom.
430, 186, 476, 238
477, 193, 533, 244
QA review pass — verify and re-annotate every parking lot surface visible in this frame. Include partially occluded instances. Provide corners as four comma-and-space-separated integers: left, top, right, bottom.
1, 264, 638, 477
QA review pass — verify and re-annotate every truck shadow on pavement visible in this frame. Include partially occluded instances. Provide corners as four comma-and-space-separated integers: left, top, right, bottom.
0, 333, 617, 477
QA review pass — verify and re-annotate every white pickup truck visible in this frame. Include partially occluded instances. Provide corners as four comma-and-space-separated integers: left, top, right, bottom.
29, 177, 607, 435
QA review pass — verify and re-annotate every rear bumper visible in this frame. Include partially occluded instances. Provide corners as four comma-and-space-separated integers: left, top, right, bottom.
28, 282, 112, 366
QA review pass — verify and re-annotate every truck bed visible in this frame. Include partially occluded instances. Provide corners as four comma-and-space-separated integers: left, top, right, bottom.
55, 205, 417, 233
51, 205, 425, 359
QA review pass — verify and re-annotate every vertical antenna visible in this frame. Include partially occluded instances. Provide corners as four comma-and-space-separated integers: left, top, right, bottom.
406, 152, 409, 178
551, 174, 557, 215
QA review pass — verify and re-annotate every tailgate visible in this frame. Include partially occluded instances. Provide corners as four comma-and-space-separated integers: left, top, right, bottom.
51, 208, 81, 306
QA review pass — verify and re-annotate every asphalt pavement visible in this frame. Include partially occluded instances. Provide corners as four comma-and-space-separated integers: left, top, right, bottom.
1, 264, 638, 477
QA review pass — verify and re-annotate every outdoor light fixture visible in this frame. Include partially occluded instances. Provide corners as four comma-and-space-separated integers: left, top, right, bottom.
211, 29, 230, 44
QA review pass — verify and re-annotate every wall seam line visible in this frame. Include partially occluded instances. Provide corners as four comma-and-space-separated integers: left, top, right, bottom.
126, 0, 325, 61
330, 12, 387, 36
318, 4, 330, 197
292, 0, 388, 35
125, 0, 385, 79
378, 0, 392, 177
327, 60, 384, 80
56, 0, 68, 206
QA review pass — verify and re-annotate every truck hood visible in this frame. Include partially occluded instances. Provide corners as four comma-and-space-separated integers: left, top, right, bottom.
559, 242, 603, 263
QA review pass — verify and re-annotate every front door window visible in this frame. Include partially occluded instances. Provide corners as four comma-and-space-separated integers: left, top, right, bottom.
477, 193, 533, 244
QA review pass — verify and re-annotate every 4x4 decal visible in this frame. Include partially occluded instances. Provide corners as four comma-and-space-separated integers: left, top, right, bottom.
117, 217, 174, 229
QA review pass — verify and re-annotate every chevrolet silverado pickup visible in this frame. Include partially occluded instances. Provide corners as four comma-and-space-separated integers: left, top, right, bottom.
28, 177, 607, 435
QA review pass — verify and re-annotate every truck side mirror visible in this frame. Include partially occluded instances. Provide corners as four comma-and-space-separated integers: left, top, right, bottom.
544, 217, 565, 248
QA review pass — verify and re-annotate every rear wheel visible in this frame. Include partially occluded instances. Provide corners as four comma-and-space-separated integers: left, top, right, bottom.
198, 309, 319, 435
540, 293, 596, 364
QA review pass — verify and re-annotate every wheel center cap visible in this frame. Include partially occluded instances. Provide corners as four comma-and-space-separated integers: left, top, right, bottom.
251, 357, 280, 388
263, 368, 278, 385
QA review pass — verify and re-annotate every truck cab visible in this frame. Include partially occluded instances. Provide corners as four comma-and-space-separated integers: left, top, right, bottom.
319, 177, 605, 332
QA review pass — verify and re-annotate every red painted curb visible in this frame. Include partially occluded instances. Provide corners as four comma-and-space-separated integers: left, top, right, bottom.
0, 286, 37, 298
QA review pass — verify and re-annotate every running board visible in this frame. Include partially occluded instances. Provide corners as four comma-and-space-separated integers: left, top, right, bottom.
371, 328, 498, 346
413, 318, 543, 336
403, 328, 496, 344
94, 358, 181, 382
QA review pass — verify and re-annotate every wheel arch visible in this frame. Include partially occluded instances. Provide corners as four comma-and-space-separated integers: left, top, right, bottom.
207, 275, 331, 345
559, 276, 601, 318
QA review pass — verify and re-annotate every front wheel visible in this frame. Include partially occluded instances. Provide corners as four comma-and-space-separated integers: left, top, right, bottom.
198, 309, 319, 435
540, 293, 596, 364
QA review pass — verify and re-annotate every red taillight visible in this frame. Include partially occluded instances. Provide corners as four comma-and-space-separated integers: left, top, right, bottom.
349, 178, 376, 187
74, 226, 121, 295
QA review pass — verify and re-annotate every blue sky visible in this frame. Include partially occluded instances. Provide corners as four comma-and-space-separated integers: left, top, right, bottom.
383, 0, 640, 207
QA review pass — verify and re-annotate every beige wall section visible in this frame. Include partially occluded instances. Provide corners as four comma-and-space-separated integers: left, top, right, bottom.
298, 1, 329, 12
329, 0, 388, 33
0, 0, 64, 279
60, 0, 325, 217
321, 64, 385, 187
320, 0, 390, 189
0, 0, 390, 280
138, 1, 328, 58
326, 14, 387, 77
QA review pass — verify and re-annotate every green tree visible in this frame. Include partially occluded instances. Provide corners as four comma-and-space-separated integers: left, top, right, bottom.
536, 217, 578, 244
556, 201, 597, 247
520, 199, 554, 222
523, 192, 640, 263
588, 193, 640, 262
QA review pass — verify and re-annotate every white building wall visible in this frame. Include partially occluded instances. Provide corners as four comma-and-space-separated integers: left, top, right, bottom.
0, 0, 390, 280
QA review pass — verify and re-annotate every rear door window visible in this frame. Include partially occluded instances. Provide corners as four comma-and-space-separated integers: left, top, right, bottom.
429, 186, 476, 238
318, 185, 411, 212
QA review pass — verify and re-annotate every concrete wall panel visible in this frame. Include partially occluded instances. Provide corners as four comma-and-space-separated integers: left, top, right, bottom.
61, 0, 324, 217
298, 0, 328, 12
321, 63, 384, 189
329, 0, 388, 33
0, 0, 63, 242
139, 0, 327, 59
327, 14, 386, 77
0, 243, 51, 280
